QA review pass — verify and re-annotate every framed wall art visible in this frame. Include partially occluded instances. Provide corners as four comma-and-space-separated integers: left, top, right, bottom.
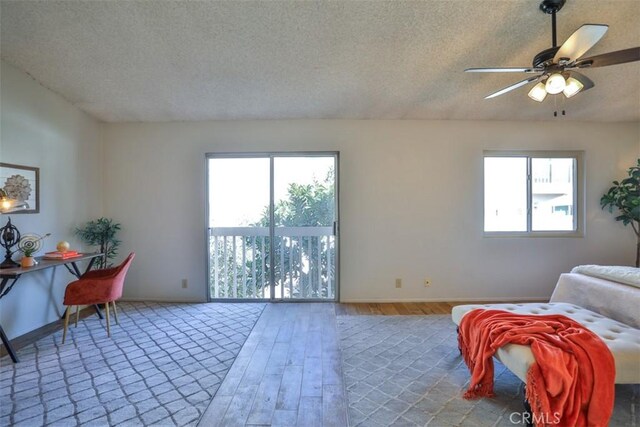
0, 163, 40, 214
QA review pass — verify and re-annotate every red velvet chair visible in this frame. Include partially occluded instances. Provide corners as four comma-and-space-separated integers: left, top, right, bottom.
62, 253, 135, 343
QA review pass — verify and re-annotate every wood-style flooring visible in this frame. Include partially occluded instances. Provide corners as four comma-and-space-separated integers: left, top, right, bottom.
198, 301, 509, 426
199, 303, 348, 427
1, 302, 496, 358
335, 301, 507, 316
2, 300, 512, 426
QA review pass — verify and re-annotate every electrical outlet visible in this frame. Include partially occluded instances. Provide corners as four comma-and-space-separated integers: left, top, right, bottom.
395, 278, 402, 288
424, 278, 432, 287
182, 279, 188, 289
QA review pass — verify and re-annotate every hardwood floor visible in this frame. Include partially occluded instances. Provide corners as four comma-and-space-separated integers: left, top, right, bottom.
4, 300, 520, 426
199, 303, 348, 427
335, 301, 491, 316
200, 301, 489, 426
3, 302, 509, 358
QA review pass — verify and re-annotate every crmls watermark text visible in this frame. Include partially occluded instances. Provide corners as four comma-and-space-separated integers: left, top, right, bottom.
509, 411, 561, 425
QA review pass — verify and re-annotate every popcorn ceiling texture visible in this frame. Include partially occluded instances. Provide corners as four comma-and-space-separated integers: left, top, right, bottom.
1, 0, 638, 122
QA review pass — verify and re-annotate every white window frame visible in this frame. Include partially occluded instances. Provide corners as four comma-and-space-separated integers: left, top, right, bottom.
483, 150, 584, 237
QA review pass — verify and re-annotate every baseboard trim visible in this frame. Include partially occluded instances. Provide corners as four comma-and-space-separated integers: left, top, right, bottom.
122, 296, 551, 304
0, 306, 96, 359
339, 297, 549, 303
120, 297, 205, 303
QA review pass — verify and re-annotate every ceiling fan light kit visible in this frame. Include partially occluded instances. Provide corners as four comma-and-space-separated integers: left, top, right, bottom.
465, 0, 640, 108
528, 82, 548, 102
545, 73, 567, 94
563, 77, 584, 98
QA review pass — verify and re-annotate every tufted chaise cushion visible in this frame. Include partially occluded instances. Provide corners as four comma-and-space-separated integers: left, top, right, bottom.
551, 273, 640, 329
452, 302, 640, 384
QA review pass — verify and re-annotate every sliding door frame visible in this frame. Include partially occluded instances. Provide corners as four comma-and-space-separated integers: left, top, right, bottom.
205, 151, 340, 303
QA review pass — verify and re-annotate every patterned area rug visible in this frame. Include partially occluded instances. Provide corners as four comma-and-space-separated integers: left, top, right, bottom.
338, 315, 639, 427
0, 302, 265, 427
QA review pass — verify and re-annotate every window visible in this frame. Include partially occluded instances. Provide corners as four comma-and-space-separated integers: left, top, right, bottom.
484, 151, 583, 235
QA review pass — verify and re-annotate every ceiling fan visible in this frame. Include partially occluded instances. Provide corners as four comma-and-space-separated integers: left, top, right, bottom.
465, 0, 640, 103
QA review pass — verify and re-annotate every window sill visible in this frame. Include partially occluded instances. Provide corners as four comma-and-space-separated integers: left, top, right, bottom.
483, 231, 584, 238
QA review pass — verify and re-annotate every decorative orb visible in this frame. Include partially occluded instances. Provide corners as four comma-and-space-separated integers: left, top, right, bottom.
57, 241, 70, 253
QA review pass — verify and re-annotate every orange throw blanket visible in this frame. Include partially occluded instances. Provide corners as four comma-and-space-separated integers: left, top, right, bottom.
458, 309, 615, 427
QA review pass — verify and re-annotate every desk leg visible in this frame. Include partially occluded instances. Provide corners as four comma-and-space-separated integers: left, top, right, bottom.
86, 256, 103, 318
68, 257, 98, 279
0, 277, 19, 300
69, 262, 82, 279
0, 324, 19, 363
84, 257, 98, 275
93, 304, 103, 319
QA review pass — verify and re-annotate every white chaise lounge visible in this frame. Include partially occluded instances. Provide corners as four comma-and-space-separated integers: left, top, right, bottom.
451, 266, 640, 385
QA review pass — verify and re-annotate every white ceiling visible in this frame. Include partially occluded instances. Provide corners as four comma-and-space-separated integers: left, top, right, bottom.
1, 0, 639, 122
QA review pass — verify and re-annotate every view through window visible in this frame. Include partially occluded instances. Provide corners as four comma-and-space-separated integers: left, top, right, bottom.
484, 153, 581, 234
207, 154, 338, 300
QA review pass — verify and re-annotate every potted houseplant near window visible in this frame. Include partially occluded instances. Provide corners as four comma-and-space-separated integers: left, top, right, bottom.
74, 218, 121, 269
601, 159, 640, 267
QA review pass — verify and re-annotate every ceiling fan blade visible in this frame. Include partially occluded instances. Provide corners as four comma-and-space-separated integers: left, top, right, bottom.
484, 76, 541, 99
574, 47, 640, 68
568, 71, 594, 92
465, 67, 542, 73
554, 24, 608, 63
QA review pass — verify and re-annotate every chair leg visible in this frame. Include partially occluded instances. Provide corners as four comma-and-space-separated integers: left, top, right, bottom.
105, 302, 111, 337
75, 306, 80, 328
112, 301, 119, 325
62, 306, 71, 344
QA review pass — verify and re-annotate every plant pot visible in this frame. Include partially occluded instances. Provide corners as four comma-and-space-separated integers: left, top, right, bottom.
21, 256, 35, 268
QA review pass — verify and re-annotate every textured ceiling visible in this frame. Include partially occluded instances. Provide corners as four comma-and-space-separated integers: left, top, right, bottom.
1, 0, 639, 122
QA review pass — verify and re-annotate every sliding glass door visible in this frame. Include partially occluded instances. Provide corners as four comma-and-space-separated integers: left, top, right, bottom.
207, 157, 270, 299
207, 153, 338, 301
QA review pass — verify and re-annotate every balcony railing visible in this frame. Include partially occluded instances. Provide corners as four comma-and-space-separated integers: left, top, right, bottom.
208, 226, 336, 300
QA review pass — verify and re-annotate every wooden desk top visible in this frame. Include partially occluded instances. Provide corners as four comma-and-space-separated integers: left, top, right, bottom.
0, 253, 103, 278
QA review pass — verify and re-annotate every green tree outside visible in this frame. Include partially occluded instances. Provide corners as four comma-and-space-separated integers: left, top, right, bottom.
210, 168, 335, 298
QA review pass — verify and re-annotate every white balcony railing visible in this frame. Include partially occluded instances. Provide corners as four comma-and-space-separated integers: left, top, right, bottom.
208, 226, 335, 300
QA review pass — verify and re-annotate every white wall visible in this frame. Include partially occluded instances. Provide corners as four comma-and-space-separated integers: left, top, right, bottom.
1, 60, 636, 338
103, 120, 639, 303
0, 61, 103, 339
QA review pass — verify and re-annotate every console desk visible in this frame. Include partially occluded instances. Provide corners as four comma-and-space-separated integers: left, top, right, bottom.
0, 253, 103, 363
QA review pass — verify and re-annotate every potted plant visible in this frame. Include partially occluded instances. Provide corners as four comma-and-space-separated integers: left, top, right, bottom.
20, 246, 36, 267
601, 159, 640, 267
17, 233, 50, 268
75, 218, 121, 269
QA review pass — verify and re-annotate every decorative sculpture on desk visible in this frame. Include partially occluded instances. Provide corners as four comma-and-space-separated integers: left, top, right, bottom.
0, 217, 21, 269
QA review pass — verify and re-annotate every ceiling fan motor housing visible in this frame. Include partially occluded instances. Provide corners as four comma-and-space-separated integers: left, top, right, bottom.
533, 46, 560, 68
539, 0, 566, 14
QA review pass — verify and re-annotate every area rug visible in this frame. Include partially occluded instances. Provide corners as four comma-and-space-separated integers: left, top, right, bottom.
337, 314, 639, 427
0, 302, 265, 427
